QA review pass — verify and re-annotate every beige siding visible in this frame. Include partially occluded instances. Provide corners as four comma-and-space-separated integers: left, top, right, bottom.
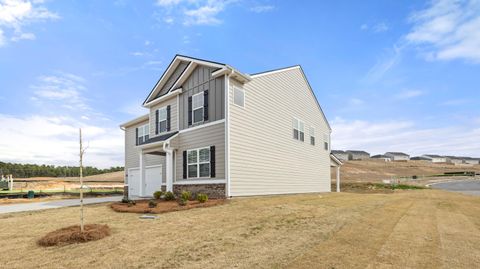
229, 67, 331, 196
174, 122, 225, 181
124, 120, 166, 184
149, 95, 178, 137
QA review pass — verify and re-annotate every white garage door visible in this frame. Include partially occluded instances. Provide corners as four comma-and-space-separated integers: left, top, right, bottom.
128, 168, 140, 198
144, 165, 163, 197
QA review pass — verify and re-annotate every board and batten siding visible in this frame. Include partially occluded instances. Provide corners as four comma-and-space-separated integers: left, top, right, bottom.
155, 61, 189, 98
173, 122, 225, 181
178, 65, 225, 130
149, 95, 178, 137
229, 67, 331, 196
124, 119, 166, 184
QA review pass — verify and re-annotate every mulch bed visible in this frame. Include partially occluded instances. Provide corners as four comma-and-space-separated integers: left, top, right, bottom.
38, 224, 110, 247
110, 199, 226, 214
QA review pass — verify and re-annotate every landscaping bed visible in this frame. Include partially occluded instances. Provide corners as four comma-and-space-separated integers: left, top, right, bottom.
110, 199, 226, 214
37, 224, 111, 247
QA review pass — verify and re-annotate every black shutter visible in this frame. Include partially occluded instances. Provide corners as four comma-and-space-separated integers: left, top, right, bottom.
182, 151, 187, 179
188, 96, 193, 126
166, 105, 171, 131
203, 90, 209, 121
135, 127, 139, 146
155, 110, 159, 135
210, 146, 215, 178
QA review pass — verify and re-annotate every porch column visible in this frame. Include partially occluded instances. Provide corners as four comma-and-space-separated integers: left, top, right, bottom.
165, 151, 173, 192
139, 151, 145, 196
336, 166, 340, 193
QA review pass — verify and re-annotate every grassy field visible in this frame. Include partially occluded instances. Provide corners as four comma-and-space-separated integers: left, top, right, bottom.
334, 159, 480, 183
0, 189, 479, 268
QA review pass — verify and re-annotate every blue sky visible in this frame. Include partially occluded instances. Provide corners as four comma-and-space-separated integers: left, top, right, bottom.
0, 0, 479, 167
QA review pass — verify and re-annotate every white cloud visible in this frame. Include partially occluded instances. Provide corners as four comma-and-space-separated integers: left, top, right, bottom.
250, 5, 274, 13
0, 0, 59, 46
131, 51, 145, 56
155, 0, 183, 7
163, 16, 174, 24
373, 22, 389, 33
122, 101, 148, 117
360, 24, 368, 30
184, 3, 225, 26
406, 0, 480, 63
30, 72, 89, 111
364, 44, 403, 82
331, 117, 480, 157
0, 114, 123, 168
153, 0, 233, 26
395, 89, 425, 99
349, 98, 365, 106
439, 98, 470, 106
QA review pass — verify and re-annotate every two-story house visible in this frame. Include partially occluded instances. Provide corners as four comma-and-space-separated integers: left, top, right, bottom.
120, 55, 334, 199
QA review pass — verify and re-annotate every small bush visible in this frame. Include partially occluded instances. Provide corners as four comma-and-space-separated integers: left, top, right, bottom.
164, 191, 175, 201
177, 198, 187, 206
153, 190, 164, 200
181, 191, 192, 201
148, 200, 157, 208
121, 197, 129, 203
196, 193, 208, 203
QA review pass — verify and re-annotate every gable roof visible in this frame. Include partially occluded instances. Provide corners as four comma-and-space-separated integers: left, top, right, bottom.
371, 154, 391, 158
143, 55, 226, 106
347, 150, 370, 155
251, 65, 332, 131
423, 154, 445, 158
385, 152, 409, 156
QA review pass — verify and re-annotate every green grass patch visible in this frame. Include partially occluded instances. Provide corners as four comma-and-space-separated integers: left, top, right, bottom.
391, 184, 425, 190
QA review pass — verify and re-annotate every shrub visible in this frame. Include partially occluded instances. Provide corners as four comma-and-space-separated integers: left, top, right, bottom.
164, 191, 175, 201
153, 190, 164, 200
126, 200, 136, 207
148, 200, 157, 208
177, 198, 187, 206
121, 197, 129, 203
196, 193, 208, 203
181, 191, 192, 201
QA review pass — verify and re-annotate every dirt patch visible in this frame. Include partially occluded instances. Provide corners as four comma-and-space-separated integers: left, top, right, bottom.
110, 199, 226, 214
37, 224, 110, 247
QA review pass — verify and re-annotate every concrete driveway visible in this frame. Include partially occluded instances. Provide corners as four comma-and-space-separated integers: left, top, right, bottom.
0, 196, 122, 214
431, 180, 480, 196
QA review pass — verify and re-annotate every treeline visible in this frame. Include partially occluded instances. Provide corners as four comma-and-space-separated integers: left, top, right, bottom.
0, 162, 123, 178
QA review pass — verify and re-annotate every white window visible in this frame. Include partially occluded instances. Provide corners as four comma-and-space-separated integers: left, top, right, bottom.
293, 118, 305, 142
323, 134, 329, 151
310, 127, 315, 146
158, 107, 167, 133
192, 92, 204, 124
233, 87, 245, 107
187, 147, 210, 178
137, 124, 149, 145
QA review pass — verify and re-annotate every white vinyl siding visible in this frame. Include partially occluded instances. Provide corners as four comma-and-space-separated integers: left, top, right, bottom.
229, 67, 331, 196
310, 127, 315, 146
192, 92, 204, 124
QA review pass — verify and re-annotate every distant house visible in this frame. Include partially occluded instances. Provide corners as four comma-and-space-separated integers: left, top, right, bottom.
347, 150, 370, 160
464, 157, 480, 165
331, 150, 351, 161
445, 156, 464, 165
371, 154, 392, 162
422, 155, 447, 163
384, 152, 410, 161
411, 156, 431, 161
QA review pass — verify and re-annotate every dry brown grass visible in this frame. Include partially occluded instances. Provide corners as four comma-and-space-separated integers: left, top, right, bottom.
0, 190, 479, 268
37, 224, 110, 247
333, 159, 480, 183
110, 199, 226, 214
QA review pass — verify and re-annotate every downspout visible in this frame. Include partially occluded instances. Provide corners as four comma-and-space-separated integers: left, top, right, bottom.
163, 140, 174, 192
225, 69, 234, 198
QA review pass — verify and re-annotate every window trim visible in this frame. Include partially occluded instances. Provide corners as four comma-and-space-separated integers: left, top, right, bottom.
186, 146, 211, 179
323, 133, 329, 151
293, 117, 305, 142
310, 126, 315, 146
157, 106, 168, 133
233, 86, 245, 108
137, 124, 149, 144
192, 92, 204, 124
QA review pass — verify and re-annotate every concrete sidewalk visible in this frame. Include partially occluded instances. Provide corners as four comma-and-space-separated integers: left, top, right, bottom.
431, 180, 480, 196
0, 196, 122, 214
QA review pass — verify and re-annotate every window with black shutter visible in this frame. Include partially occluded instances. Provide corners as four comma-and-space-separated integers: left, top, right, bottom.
158, 107, 167, 133
183, 151, 187, 179
210, 146, 215, 178
155, 110, 159, 135
188, 96, 193, 126
166, 105, 171, 131
203, 90, 209, 121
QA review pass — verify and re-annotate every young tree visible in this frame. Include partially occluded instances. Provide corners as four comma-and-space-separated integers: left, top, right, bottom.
79, 128, 86, 232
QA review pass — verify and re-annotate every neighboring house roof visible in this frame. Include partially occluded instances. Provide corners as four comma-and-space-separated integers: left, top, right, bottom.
138, 131, 179, 146
411, 156, 431, 160
371, 154, 391, 159
385, 152, 409, 156
423, 154, 445, 158
347, 150, 370, 155
331, 150, 347, 154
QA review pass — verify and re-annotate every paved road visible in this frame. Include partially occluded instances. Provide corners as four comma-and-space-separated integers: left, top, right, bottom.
431, 180, 480, 196
0, 196, 122, 214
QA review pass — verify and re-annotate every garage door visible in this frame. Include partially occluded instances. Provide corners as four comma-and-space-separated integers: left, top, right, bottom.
128, 168, 140, 198
144, 165, 163, 197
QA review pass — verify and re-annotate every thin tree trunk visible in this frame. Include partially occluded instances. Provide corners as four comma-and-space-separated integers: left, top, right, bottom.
79, 128, 84, 232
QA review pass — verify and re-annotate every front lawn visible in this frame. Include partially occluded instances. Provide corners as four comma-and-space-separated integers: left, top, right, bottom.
0, 190, 479, 268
